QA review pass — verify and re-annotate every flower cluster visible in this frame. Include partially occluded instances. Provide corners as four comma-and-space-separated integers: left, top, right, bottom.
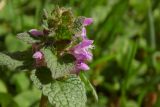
70, 18, 94, 72
30, 18, 93, 72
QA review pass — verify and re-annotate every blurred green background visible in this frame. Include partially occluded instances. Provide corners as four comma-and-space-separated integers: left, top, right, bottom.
0, 0, 160, 107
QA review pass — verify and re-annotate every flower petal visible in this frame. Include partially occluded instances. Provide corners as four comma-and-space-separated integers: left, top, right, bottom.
73, 50, 93, 61
80, 39, 93, 48
76, 62, 90, 71
74, 39, 93, 50
81, 27, 86, 38
29, 29, 44, 36
84, 51, 93, 61
33, 51, 43, 59
83, 18, 93, 26
71, 38, 93, 61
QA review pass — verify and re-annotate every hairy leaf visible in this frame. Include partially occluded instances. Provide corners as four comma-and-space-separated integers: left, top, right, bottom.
30, 67, 52, 89
17, 32, 40, 44
30, 70, 87, 107
71, 16, 84, 34
30, 70, 43, 89
42, 75, 87, 107
41, 48, 75, 79
0, 52, 23, 70
0, 49, 34, 71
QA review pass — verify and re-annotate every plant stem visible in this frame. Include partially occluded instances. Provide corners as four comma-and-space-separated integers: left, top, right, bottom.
39, 94, 48, 107
148, 2, 156, 50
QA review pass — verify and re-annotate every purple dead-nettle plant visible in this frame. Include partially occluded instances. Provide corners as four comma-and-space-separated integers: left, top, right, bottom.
0, 6, 97, 107
31, 17, 94, 72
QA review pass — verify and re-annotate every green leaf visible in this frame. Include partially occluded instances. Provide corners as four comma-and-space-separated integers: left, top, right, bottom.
30, 70, 42, 89
17, 32, 40, 44
42, 75, 87, 107
30, 69, 87, 107
0, 52, 23, 71
3, 49, 34, 71
0, 93, 19, 107
5, 34, 29, 52
80, 72, 98, 102
11, 72, 30, 92
95, 0, 128, 50
71, 16, 84, 34
14, 89, 41, 107
41, 48, 75, 79
153, 51, 160, 71
123, 40, 138, 72
0, 80, 7, 93
30, 67, 53, 89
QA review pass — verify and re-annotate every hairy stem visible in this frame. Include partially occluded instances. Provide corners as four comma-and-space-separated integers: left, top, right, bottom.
39, 94, 48, 107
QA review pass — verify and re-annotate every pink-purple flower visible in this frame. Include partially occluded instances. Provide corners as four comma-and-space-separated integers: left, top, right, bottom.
30, 17, 94, 72
81, 27, 87, 39
83, 18, 93, 26
70, 17, 94, 72
71, 39, 93, 61
76, 61, 90, 71
75, 18, 93, 39
33, 51, 43, 59
29, 29, 44, 36
71, 39, 94, 71
32, 51, 46, 67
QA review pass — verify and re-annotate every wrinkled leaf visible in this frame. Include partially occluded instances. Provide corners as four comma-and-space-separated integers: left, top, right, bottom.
41, 48, 75, 79
42, 75, 87, 107
30, 69, 87, 107
17, 32, 40, 44
0, 52, 23, 71
71, 16, 84, 34
30, 68, 52, 89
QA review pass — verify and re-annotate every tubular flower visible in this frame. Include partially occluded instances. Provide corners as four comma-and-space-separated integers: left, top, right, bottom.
33, 51, 43, 59
70, 17, 94, 72
83, 18, 93, 26
76, 18, 93, 39
71, 39, 94, 71
81, 18, 93, 39
32, 51, 45, 67
76, 61, 90, 71
29, 29, 44, 36
71, 39, 93, 61
81, 27, 87, 39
